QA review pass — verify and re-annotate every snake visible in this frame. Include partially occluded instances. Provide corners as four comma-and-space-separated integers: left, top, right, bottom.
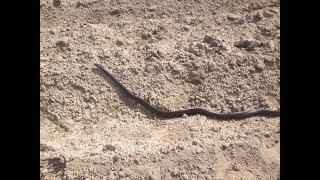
94, 63, 280, 120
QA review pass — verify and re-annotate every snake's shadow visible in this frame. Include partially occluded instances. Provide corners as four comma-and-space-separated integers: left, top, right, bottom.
92, 67, 160, 120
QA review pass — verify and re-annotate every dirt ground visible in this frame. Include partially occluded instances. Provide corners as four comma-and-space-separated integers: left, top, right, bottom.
40, 0, 280, 179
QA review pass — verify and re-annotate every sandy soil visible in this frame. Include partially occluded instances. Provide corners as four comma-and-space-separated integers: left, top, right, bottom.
40, 0, 280, 179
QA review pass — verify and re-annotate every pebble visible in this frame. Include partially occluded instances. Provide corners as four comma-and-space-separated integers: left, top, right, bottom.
196, 43, 205, 50
147, 174, 157, 180
148, 6, 156, 12
53, 0, 61, 8
112, 156, 119, 163
266, 40, 275, 51
160, 147, 170, 154
177, 144, 184, 150
221, 144, 228, 150
115, 39, 123, 46
255, 59, 265, 71
212, 125, 222, 132
195, 146, 203, 154
109, 9, 121, 16
56, 40, 69, 48
40, 144, 54, 151
227, 14, 240, 20
181, 25, 190, 31
103, 144, 116, 151
118, 171, 126, 178
171, 168, 181, 177
108, 171, 117, 179
114, 50, 122, 57
202, 34, 220, 47
263, 131, 271, 138
232, 163, 241, 171
49, 30, 55, 35
197, 165, 206, 173
141, 32, 152, 40
262, 10, 274, 18
182, 174, 189, 180
133, 159, 139, 164
253, 12, 263, 21
192, 140, 198, 146
234, 39, 254, 49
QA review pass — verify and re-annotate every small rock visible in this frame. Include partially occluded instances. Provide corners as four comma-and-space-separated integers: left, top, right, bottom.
263, 131, 271, 138
112, 156, 119, 163
88, 34, 96, 41
118, 171, 126, 178
258, 26, 273, 36
196, 43, 205, 50
148, 6, 156, 12
181, 26, 190, 31
253, 12, 263, 22
40, 144, 54, 151
234, 39, 253, 49
42, 168, 49, 173
262, 10, 274, 18
232, 163, 241, 171
192, 140, 198, 146
147, 174, 157, 180
160, 147, 170, 154
227, 14, 240, 20
210, 126, 221, 132
141, 32, 152, 40
195, 146, 203, 154
255, 60, 265, 71
56, 40, 70, 51
221, 144, 228, 150
266, 40, 275, 51
98, 51, 110, 60
269, 8, 279, 14
114, 50, 122, 57
177, 144, 184, 150
115, 39, 123, 46
49, 30, 55, 35
182, 114, 188, 118
76, 2, 89, 8
109, 9, 121, 16
114, 20, 127, 28
109, 171, 117, 179
133, 159, 139, 164
53, 0, 61, 8
156, 50, 164, 58
171, 168, 181, 177
182, 174, 189, 180
148, 50, 160, 59
146, 56, 157, 62
219, 44, 228, 51
197, 165, 206, 173
202, 35, 220, 47
103, 144, 116, 151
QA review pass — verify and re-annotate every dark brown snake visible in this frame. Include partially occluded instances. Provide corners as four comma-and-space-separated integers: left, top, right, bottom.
94, 63, 280, 120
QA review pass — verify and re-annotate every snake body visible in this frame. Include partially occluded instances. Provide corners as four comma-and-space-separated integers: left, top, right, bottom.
95, 63, 280, 120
